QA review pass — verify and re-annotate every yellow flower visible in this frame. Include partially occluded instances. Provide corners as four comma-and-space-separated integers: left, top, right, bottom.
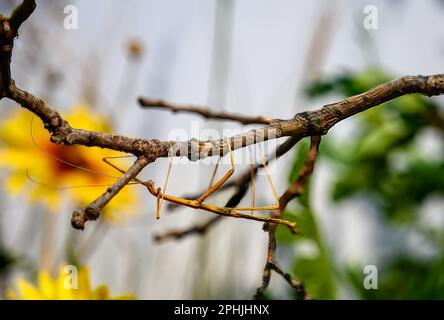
7, 265, 136, 300
0, 104, 138, 220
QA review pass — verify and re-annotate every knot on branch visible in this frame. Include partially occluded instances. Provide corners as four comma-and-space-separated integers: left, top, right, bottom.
188, 138, 203, 161
295, 111, 329, 136
0, 16, 15, 43
425, 75, 444, 96
71, 207, 100, 230
48, 118, 71, 143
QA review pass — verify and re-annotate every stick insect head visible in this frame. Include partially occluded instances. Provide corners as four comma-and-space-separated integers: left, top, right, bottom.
146, 180, 157, 195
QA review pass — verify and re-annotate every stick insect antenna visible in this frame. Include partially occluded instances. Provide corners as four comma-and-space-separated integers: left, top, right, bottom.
156, 142, 174, 219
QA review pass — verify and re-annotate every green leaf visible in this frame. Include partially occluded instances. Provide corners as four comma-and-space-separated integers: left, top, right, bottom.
291, 207, 336, 299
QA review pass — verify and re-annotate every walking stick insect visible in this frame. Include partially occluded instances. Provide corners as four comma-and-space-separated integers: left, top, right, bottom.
28, 116, 297, 233
101, 138, 297, 233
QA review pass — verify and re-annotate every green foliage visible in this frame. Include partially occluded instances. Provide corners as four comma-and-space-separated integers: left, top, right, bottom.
306, 68, 392, 98
0, 248, 16, 276
290, 207, 336, 300
346, 252, 444, 299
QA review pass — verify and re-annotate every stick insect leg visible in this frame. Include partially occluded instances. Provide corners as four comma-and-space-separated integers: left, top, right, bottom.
207, 156, 221, 190
195, 137, 234, 204
103, 149, 174, 219
248, 145, 255, 215
156, 146, 174, 219
102, 156, 143, 185
235, 143, 280, 211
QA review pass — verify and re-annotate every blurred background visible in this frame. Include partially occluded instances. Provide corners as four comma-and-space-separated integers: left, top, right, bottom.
0, 0, 443, 299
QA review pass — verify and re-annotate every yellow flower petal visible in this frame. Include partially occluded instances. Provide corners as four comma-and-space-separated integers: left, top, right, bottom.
14, 278, 45, 300
8, 265, 136, 300
38, 271, 57, 299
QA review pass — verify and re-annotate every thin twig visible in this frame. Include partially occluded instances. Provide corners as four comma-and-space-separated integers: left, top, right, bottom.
139, 97, 274, 125
255, 136, 321, 299
71, 156, 150, 230
154, 217, 221, 242
279, 136, 321, 209
268, 262, 311, 299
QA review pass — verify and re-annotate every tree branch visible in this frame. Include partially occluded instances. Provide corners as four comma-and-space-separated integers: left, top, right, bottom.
4, 69, 444, 162
138, 97, 274, 125
255, 136, 321, 299
6, 74, 444, 160
9, 0, 36, 32
0, 0, 36, 97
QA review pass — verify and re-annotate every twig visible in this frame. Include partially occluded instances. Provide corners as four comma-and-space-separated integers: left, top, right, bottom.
154, 216, 221, 242
0, 0, 35, 97
255, 136, 321, 299
268, 262, 311, 299
71, 156, 150, 230
8, 0, 36, 32
138, 97, 274, 125
279, 136, 321, 209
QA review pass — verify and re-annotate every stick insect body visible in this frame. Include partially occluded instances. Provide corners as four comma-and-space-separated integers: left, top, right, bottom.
145, 140, 297, 234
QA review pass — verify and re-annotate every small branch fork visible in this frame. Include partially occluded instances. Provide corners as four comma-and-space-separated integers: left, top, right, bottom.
1, 0, 444, 298
254, 136, 321, 300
